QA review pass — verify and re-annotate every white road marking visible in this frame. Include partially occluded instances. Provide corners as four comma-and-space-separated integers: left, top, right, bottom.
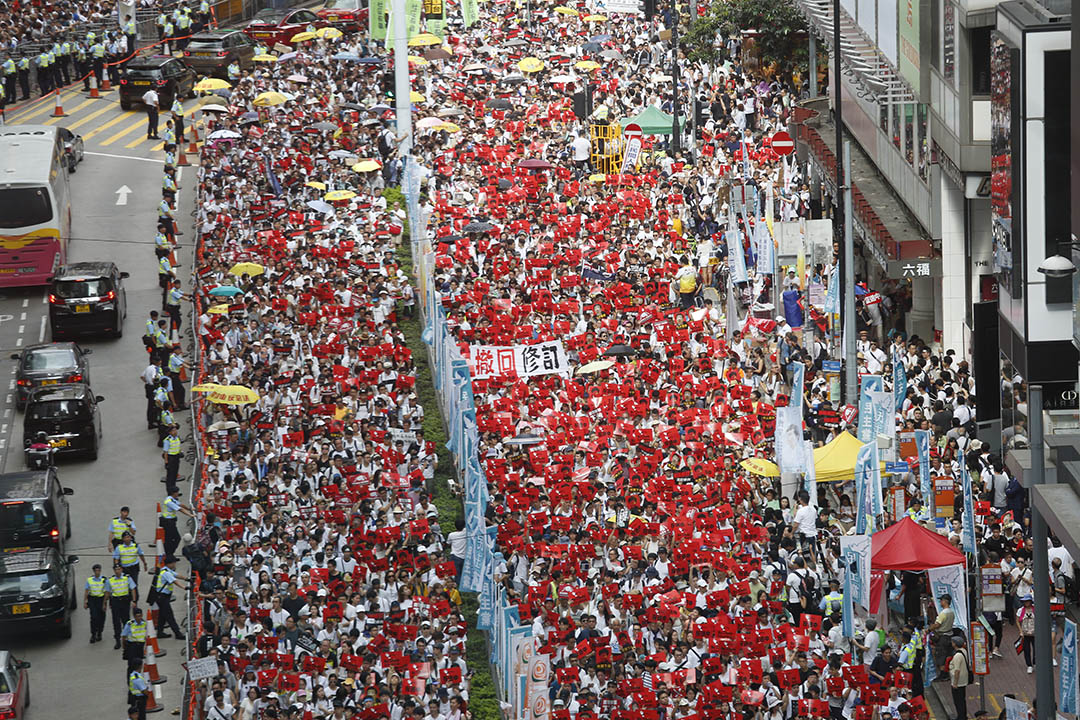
4, 394, 9, 402
15, 338, 22, 347
39, 315, 46, 342
0, 315, 12, 323
85, 151, 165, 163
20, 298, 27, 308
115, 184, 132, 205
40, 293, 46, 304
17, 325, 23, 335
19, 312, 25, 321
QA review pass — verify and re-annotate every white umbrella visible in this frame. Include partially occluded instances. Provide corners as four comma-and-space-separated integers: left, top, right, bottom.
287, 73, 309, 83
463, 62, 487, 72
576, 360, 615, 375
208, 420, 240, 432
200, 103, 229, 113
549, 74, 577, 83
208, 129, 241, 140
306, 199, 335, 215
416, 117, 445, 129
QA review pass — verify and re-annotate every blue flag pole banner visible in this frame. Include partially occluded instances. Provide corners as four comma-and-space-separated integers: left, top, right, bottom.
824, 266, 840, 314
869, 388, 894, 440
915, 429, 933, 511
923, 638, 938, 688
893, 348, 907, 411
857, 375, 883, 442
791, 361, 805, 410
841, 553, 854, 638
839, 535, 872, 638
755, 218, 774, 275
804, 439, 818, 507
729, 228, 748, 284
960, 464, 978, 555
776, 405, 806, 475
928, 563, 969, 629
1061, 618, 1077, 714
855, 441, 881, 534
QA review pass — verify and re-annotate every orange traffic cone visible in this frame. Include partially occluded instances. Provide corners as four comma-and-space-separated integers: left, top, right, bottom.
187, 134, 199, 154
143, 682, 164, 714
51, 89, 66, 117
176, 143, 190, 167
146, 616, 167, 658
102, 70, 112, 91
144, 645, 167, 684
190, 120, 200, 143
88, 74, 100, 98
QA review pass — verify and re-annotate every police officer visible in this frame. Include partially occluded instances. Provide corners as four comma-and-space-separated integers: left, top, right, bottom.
2, 56, 15, 105
152, 319, 171, 365
820, 578, 843, 616
58, 38, 72, 85
158, 256, 174, 308
162, 426, 185, 494
163, 17, 175, 55
164, 279, 188, 332
113, 530, 148, 595
128, 657, 151, 720
198, 0, 212, 31
75, 41, 89, 91
107, 563, 137, 649
84, 563, 108, 643
17, 55, 30, 100
107, 33, 122, 86
176, 9, 192, 51
156, 11, 167, 42
171, 96, 185, 143
158, 400, 175, 447
158, 196, 177, 242
123, 16, 138, 61
142, 354, 165, 428
154, 223, 172, 261
152, 555, 187, 640
108, 506, 137, 549
160, 488, 192, 557
166, 346, 189, 409
37, 49, 52, 95
120, 606, 148, 662
227, 60, 240, 82
162, 167, 178, 203
90, 38, 106, 86
49, 39, 62, 90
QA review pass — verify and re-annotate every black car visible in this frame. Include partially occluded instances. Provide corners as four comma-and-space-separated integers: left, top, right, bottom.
0, 548, 79, 638
182, 30, 257, 77
119, 56, 197, 111
23, 385, 104, 460
12, 343, 91, 411
0, 469, 73, 554
48, 262, 129, 339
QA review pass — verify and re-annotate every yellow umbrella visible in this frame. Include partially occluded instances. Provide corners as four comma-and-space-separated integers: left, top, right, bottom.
206, 385, 260, 405
195, 77, 231, 91
554, 5, 579, 14
410, 90, 426, 103
435, 122, 460, 133
207, 304, 230, 315
290, 31, 317, 42
351, 160, 382, 172
324, 189, 357, 201
584, 13, 608, 21
253, 91, 289, 107
305, 181, 326, 190
574, 60, 601, 71
316, 26, 344, 39
588, 173, 606, 183
408, 33, 441, 46
252, 54, 278, 63
576, 360, 615, 375
517, 57, 545, 73
408, 55, 429, 66
191, 383, 223, 392
229, 261, 265, 276
740, 458, 781, 478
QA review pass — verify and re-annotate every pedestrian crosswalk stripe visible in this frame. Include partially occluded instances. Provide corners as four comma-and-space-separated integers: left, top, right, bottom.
100, 116, 149, 146
10, 87, 83, 123
59, 104, 116, 132
84, 112, 138, 142
44, 97, 98, 125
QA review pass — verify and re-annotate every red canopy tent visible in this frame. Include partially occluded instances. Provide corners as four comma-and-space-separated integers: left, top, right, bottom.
870, 517, 966, 571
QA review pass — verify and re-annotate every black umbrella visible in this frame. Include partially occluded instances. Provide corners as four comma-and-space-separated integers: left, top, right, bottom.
602, 344, 637, 358
499, 74, 528, 85
503, 432, 544, 447
437, 234, 463, 244
484, 98, 513, 109
497, 178, 513, 190
518, 158, 553, 169
309, 121, 338, 132
340, 102, 365, 111
582, 41, 603, 53
463, 221, 495, 233
502, 38, 530, 48
424, 47, 453, 61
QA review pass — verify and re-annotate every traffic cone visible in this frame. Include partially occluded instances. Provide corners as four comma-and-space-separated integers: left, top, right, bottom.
102, 70, 112, 91
144, 644, 167, 684
146, 616, 167, 658
187, 132, 199, 155
143, 681, 164, 714
51, 89, 66, 117
176, 143, 190, 167
88, 74, 100, 98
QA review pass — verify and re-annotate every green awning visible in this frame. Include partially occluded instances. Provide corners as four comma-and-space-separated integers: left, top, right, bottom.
619, 105, 681, 135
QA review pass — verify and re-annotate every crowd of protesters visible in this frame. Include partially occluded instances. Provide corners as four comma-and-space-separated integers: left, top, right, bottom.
171, 0, 1079, 719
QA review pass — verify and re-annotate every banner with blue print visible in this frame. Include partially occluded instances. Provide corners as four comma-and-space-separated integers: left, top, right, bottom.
839, 535, 872, 638
824, 266, 840, 314
960, 464, 978, 555
790, 361, 805, 410
1061, 618, 1077, 714
928, 563, 969, 629
915, 429, 932, 510
854, 440, 881, 535
893, 348, 907, 411
857, 375, 883, 442
776, 405, 806, 475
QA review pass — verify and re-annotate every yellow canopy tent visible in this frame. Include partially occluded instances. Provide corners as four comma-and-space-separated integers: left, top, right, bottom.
814, 431, 886, 482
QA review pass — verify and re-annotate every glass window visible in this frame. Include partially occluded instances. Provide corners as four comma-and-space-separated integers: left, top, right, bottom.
971, 27, 991, 95
917, 104, 929, 181
891, 104, 901, 150
54, 278, 111, 299
0, 502, 46, 530
24, 348, 76, 370
0, 187, 52, 229
904, 104, 915, 166
0, 571, 52, 595
27, 399, 88, 421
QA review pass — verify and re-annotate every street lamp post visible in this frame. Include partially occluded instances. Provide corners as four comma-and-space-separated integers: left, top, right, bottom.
1029, 384, 1054, 720
670, 4, 680, 153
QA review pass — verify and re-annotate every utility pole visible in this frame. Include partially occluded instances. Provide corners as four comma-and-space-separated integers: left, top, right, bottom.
831, 0, 848, 402
1030, 384, 1055, 720
670, 0, 680, 153
391, 0, 412, 157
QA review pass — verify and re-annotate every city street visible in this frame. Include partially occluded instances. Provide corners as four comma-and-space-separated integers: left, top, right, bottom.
0, 88, 196, 718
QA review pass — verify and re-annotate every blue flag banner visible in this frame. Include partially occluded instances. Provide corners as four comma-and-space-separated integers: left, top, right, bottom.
923, 637, 938, 688
791, 361, 805, 410
728, 228, 748, 284
804, 439, 818, 507
755, 219, 774, 275
915, 429, 933, 511
824, 266, 840, 314
855, 441, 880, 535
960, 463, 978, 555
857, 375, 883, 442
775, 405, 805, 475
928, 563, 969, 629
893, 348, 907, 411
1062, 618, 1078, 714
839, 535, 871, 638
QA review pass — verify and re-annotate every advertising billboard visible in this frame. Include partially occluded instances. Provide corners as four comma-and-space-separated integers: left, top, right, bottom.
990, 32, 1021, 297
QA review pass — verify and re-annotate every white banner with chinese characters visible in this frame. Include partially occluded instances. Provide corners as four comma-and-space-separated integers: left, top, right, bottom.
468, 341, 571, 380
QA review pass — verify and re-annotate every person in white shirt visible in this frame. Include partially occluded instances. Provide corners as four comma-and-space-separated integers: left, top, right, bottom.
142, 87, 160, 139
571, 132, 591, 173
792, 490, 819, 553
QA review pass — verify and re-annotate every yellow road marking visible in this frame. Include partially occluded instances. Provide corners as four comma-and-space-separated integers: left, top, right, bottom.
100, 116, 151, 146
84, 111, 138, 141
59, 103, 116, 132
44, 97, 99, 125
10, 87, 83, 123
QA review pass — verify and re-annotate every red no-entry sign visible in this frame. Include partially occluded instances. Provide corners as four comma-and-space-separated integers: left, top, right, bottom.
771, 130, 795, 155
623, 122, 642, 140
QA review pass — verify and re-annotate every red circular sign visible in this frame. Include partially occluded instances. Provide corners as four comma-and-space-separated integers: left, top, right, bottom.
771, 130, 795, 155
623, 122, 642, 139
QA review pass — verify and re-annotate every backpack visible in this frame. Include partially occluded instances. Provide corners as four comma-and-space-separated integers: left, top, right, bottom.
146, 569, 160, 605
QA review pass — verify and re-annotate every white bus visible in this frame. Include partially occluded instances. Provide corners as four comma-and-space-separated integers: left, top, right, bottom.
0, 126, 71, 286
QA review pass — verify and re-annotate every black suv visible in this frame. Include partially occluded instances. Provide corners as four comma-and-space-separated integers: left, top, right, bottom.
0, 548, 79, 638
0, 469, 73, 553
23, 385, 104, 460
182, 30, 257, 77
119, 55, 197, 110
48, 262, 129, 339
